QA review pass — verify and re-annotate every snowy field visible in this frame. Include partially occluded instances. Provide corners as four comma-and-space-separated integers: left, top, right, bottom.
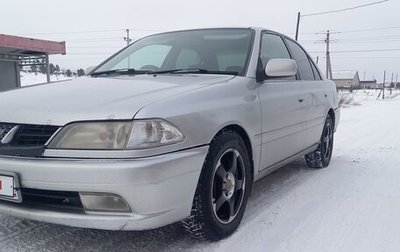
20, 72, 73, 86
1, 89, 400, 251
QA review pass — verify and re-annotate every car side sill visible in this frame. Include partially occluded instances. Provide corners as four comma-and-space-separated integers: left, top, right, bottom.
254, 143, 319, 181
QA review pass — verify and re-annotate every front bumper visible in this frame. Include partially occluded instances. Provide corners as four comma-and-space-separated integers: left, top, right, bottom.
0, 146, 208, 230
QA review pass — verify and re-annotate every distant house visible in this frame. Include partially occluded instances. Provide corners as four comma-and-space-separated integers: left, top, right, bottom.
360, 79, 381, 89
332, 70, 360, 89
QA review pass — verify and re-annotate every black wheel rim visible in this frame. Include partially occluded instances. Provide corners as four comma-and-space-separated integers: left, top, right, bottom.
322, 121, 333, 159
211, 148, 246, 224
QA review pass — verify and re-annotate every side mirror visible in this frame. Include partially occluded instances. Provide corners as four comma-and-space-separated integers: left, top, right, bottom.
265, 59, 297, 77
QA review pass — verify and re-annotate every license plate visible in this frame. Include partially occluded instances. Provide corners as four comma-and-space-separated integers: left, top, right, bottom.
0, 175, 14, 197
0, 172, 21, 203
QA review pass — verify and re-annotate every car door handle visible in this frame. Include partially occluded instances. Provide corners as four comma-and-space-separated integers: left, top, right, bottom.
298, 98, 305, 103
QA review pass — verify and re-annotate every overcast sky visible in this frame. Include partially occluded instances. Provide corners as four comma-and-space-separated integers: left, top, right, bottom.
1, 0, 399, 81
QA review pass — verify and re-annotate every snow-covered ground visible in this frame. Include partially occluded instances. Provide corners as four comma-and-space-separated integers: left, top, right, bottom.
1, 89, 400, 251
20, 72, 73, 86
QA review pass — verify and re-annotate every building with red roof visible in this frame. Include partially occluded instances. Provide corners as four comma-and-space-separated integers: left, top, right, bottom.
0, 34, 66, 91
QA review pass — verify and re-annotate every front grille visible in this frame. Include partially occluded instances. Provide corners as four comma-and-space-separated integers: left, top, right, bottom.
20, 188, 84, 213
0, 123, 60, 147
0, 123, 60, 157
10, 124, 59, 146
0, 123, 15, 141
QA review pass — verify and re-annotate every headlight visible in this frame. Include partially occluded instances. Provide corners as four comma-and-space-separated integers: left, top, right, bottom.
48, 120, 185, 150
48, 121, 132, 149
126, 120, 185, 149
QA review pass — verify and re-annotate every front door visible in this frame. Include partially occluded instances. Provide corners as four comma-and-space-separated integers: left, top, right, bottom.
257, 32, 307, 170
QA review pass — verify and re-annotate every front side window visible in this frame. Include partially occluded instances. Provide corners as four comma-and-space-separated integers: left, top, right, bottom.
95, 29, 254, 76
259, 33, 291, 70
284, 39, 315, 81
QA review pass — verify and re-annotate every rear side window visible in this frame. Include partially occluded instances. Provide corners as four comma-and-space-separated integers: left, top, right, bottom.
309, 59, 322, 80
259, 33, 291, 69
285, 39, 315, 80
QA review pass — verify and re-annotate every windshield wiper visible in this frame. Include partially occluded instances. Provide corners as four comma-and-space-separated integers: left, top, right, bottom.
91, 68, 148, 77
148, 68, 239, 75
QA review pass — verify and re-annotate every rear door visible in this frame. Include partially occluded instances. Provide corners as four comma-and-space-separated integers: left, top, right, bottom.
257, 32, 307, 170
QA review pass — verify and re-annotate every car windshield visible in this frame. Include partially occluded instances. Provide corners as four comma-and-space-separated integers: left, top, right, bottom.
93, 28, 254, 76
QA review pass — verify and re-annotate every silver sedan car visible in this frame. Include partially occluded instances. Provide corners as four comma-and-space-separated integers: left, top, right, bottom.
0, 27, 339, 241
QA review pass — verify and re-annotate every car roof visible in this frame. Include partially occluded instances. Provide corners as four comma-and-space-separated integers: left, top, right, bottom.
148, 27, 291, 39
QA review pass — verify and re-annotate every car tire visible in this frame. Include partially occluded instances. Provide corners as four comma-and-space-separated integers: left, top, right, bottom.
182, 130, 252, 241
305, 115, 334, 168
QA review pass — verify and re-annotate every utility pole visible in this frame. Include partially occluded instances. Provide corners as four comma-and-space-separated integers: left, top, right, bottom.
124, 29, 132, 46
295, 12, 301, 41
45, 53, 50, 83
294, 1, 388, 41
124, 29, 132, 68
325, 30, 333, 80
382, 70, 386, 100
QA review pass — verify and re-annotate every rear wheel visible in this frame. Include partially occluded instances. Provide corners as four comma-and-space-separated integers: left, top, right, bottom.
182, 131, 252, 241
305, 115, 334, 168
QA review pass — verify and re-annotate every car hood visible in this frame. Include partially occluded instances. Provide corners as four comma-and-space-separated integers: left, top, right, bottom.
0, 74, 235, 126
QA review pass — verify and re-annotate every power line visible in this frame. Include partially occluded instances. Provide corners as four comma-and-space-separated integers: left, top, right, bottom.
295, 0, 389, 40
65, 37, 123, 41
68, 46, 123, 49
323, 56, 400, 59
67, 50, 118, 53
16, 28, 162, 36
67, 53, 113, 55
335, 34, 400, 41
309, 48, 400, 53
334, 39, 400, 44
302, 0, 389, 17
51, 58, 108, 61
300, 38, 400, 45
329, 56, 400, 58
299, 33, 400, 46
65, 39, 123, 43
339, 25, 400, 33
16, 29, 124, 36
301, 34, 400, 41
293, 25, 400, 37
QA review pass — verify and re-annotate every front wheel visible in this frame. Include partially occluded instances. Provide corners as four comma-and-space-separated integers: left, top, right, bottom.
182, 131, 252, 241
305, 115, 334, 168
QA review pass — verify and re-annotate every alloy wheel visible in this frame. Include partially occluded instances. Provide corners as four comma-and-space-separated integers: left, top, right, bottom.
322, 121, 333, 159
211, 148, 246, 224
